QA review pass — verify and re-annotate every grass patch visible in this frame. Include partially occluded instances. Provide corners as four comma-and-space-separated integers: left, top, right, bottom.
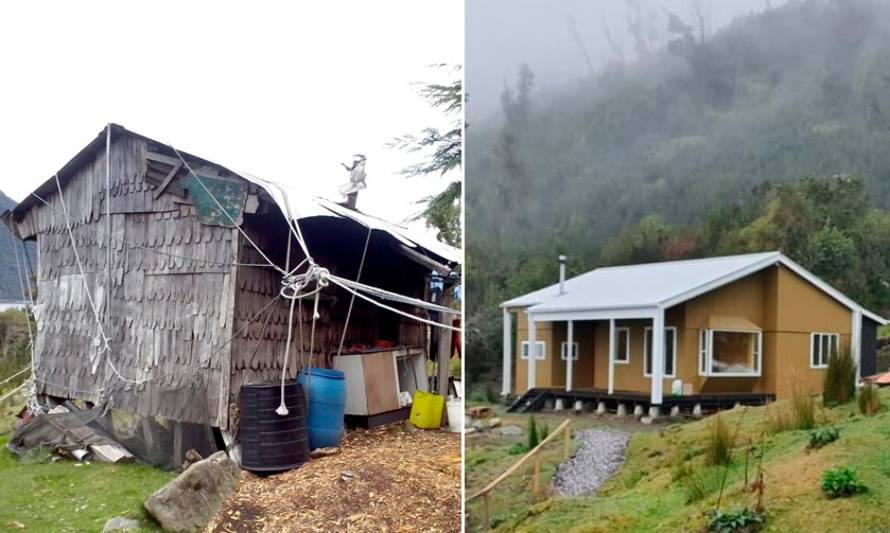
502, 389, 890, 532
858, 384, 881, 416
705, 414, 734, 466
790, 388, 817, 430
823, 349, 856, 406
0, 436, 173, 532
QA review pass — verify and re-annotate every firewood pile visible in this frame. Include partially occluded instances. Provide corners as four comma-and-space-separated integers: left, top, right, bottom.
207, 424, 461, 532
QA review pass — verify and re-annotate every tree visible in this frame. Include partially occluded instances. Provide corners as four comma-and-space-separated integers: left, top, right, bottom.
389, 65, 462, 246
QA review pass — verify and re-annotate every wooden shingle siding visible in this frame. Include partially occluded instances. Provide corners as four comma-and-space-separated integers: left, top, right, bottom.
28, 134, 235, 427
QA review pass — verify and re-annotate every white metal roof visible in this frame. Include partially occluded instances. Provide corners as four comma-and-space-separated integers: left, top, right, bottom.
503, 251, 886, 325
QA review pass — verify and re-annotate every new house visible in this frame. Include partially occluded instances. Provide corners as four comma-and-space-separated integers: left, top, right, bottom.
501, 252, 887, 413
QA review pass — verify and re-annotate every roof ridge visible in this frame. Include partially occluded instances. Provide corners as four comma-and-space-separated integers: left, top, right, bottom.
592, 251, 781, 273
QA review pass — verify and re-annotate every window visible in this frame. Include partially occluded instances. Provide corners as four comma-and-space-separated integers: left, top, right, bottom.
644, 327, 677, 378
810, 333, 839, 369
614, 327, 630, 363
520, 340, 546, 360
560, 341, 579, 361
698, 329, 762, 377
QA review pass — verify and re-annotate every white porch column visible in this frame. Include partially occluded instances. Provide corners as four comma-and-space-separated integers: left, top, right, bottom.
501, 308, 513, 396
608, 319, 616, 395
651, 308, 665, 405
851, 309, 862, 382
527, 314, 537, 391
566, 320, 574, 392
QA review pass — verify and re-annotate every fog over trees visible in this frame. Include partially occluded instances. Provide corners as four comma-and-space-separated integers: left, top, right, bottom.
465, 0, 890, 396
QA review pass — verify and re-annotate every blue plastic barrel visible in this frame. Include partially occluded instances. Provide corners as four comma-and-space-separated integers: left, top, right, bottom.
298, 367, 347, 449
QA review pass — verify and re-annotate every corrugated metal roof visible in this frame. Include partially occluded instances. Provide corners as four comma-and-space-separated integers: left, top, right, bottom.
504, 252, 886, 325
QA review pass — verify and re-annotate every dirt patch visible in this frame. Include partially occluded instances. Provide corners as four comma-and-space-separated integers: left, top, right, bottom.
207, 425, 461, 532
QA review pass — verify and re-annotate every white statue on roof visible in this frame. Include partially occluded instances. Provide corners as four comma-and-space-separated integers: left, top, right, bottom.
339, 154, 367, 197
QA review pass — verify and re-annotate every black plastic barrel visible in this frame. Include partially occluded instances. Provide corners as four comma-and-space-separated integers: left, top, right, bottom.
239, 381, 310, 473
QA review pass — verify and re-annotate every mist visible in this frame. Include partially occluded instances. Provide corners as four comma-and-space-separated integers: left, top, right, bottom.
464, 0, 890, 392
467, 0, 786, 123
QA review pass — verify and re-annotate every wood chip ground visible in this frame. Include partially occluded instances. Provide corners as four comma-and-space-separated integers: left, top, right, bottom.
206, 425, 461, 532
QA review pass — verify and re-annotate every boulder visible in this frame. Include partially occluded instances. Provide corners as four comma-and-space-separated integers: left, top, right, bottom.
144, 451, 240, 532
102, 517, 139, 532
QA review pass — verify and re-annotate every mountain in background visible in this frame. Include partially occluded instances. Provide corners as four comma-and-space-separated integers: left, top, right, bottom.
466, 0, 890, 391
0, 190, 36, 303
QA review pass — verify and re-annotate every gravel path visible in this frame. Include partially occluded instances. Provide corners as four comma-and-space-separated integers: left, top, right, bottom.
552, 428, 630, 497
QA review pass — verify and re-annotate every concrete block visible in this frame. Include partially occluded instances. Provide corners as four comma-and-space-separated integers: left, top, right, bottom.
616, 403, 627, 417
554, 398, 564, 411
648, 406, 660, 419
693, 404, 703, 417
596, 401, 607, 415
633, 405, 644, 417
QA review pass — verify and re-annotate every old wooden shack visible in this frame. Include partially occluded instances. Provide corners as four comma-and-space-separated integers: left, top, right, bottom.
3, 124, 459, 435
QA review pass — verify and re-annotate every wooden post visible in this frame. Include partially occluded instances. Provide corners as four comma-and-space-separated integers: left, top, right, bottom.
564, 424, 571, 459
482, 492, 491, 530
437, 286, 454, 401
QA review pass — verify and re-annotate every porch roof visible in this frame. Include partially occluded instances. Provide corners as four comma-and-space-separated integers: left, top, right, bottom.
505, 251, 887, 325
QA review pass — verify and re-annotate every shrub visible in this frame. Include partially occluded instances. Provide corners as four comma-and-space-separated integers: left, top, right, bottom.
540, 422, 550, 440
672, 447, 696, 482
682, 466, 723, 503
823, 348, 856, 406
790, 387, 816, 430
507, 442, 528, 455
706, 507, 764, 533
766, 402, 794, 434
807, 426, 840, 449
858, 384, 881, 416
527, 416, 539, 449
821, 466, 867, 498
706, 414, 734, 466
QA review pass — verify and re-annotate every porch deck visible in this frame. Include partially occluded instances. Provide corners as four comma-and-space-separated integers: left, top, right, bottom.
507, 387, 774, 413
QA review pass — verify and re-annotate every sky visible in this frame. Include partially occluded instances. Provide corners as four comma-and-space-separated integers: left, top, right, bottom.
467, 0, 786, 122
0, 1, 462, 238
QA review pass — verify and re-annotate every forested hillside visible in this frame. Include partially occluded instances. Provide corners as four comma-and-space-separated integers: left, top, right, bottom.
0, 190, 35, 303
466, 0, 890, 395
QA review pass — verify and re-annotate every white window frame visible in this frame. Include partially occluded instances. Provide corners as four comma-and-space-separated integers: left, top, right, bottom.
698, 329, 709, 376
614, 327, 631, 364
698, 328, 762, 377
560, 341, 580, 361
643, 326, 677, 378
520, 340, 546, 360
810, 332, 839, 369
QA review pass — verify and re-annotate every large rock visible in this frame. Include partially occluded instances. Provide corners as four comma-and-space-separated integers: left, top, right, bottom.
144, 451, 240, 532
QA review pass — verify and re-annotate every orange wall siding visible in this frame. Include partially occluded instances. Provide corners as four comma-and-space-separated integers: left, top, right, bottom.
509, 265, 854, 400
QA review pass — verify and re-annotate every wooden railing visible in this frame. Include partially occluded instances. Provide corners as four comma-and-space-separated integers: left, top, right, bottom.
467, 418, 572, 530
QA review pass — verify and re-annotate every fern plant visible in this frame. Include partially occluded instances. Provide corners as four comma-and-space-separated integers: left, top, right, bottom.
706, 507, 764, 533
821, 466, 867, 498
807, 426, 840, 449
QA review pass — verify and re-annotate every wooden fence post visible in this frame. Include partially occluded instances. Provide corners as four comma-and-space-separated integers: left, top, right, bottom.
564, 424, 571, 459
482, 492, 491, 530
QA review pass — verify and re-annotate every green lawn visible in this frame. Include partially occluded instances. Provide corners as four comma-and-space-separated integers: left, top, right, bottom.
469, 391, 890, 532
0, 386, 175, 533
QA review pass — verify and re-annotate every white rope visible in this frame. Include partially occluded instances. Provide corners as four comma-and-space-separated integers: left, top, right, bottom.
336, 228, 372, 357
332, 275, 461, 315
275, 296, 298, 415
0, 367, 31, 386
102, 294, 282, 386
54, 174, 111, 356
0, 380, 29, 403
170, 147, 288, 276
328, 277, 461, 332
